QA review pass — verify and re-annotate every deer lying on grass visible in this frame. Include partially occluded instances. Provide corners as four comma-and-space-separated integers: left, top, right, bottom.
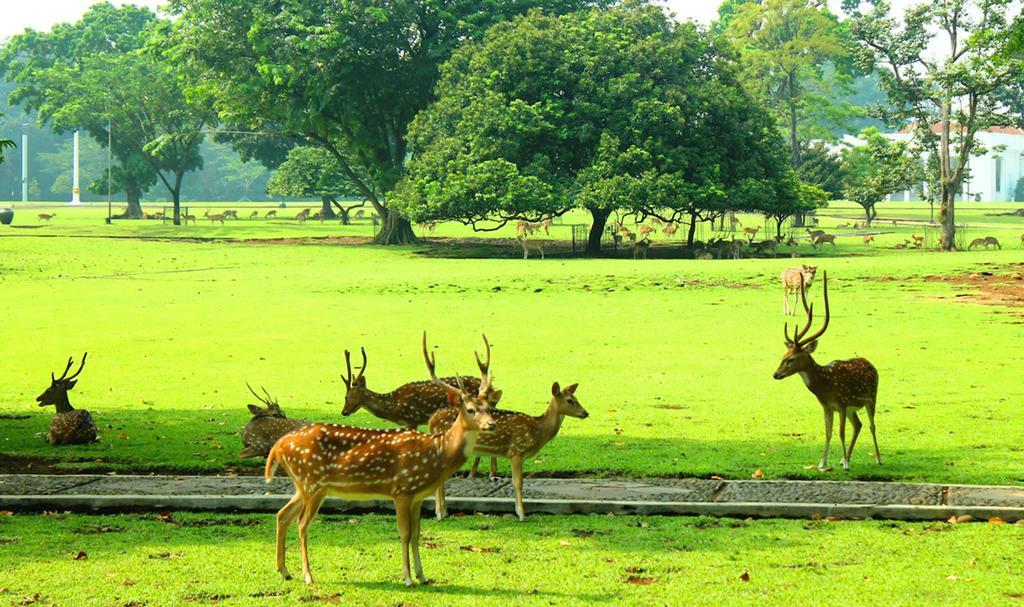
429, 381, 587, 521
968, 236, 1001, 250
239, 384, 311, 458
37, 213, 56, 223
341, 335, 501, 429
204, 210, 226, 224
781, 265, 817, 316
773, 272, 881, 471
266, 337, 496, 586
37, 354, 97, 445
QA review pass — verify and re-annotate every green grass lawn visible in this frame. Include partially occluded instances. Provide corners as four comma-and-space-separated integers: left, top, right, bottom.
0, 512, 1021, 606
0, 203, 1022, 483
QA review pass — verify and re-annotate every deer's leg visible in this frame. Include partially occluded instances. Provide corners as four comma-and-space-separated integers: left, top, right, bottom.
395, 495, 414, 587
867, 401, 882, 465
819, 406, 834, 471
838, 406, 850, 471
511, 455, 526, 521
297, 490, 325, 585
468, 457, 481, 478
434, 483, 447, 521
846, 410, 862, 466
489, 457, 499, 480
276, 493, 304, 580
410, 499, 427, 584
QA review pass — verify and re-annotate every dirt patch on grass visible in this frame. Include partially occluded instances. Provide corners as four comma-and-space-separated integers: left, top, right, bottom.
236, 235, 373, 246
923, 266, 1024, 307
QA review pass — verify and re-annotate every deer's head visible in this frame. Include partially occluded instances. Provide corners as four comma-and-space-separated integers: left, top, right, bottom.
551, 382, 587, 418
37, 353, 87, 408
802, 265, 817, 280
774, 272, 829, 380
424, 333, 495, 432
246, 382, 286, 418
341, 348, 369, 416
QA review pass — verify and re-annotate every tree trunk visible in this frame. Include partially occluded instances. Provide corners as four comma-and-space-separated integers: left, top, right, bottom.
320, 196, 337, 220
775, 217, 784, 239
787, 73, 800, 168
373, 207, 418, 245
585, 207, 611, 255
939, 186, 956, 250
113, 192, 144, 219
686, 211, 698, 247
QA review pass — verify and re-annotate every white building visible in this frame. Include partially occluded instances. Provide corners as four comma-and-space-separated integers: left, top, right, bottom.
884, 126, 1024, 203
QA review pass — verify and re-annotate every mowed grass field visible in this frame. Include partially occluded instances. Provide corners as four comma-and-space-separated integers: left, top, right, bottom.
0, 203, 1022, 483
0, 512, 1021, 607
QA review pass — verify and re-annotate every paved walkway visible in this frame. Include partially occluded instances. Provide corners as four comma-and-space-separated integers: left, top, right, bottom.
2, 474, 1023, 521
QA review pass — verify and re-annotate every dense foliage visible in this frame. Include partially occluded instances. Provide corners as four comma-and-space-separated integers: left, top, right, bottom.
840, 128, 921, 225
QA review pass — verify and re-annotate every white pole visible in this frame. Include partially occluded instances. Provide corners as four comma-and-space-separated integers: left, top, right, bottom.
70, 130, 82, 205
21, 133, 28, 202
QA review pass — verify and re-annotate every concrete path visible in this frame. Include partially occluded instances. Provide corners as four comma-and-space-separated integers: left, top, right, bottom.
3, 474, 1023, 521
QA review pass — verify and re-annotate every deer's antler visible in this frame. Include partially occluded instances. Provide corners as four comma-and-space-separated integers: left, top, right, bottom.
797, 271, 830, 347
67, 353, 87, 381
474, 334, 491, 377
246, 381, 277, 407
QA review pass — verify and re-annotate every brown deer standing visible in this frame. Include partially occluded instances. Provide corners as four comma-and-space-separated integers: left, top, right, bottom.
637, 225, 655, 239
742, 226, 760, 242
812, 233, 837, 249
519, 237, 547, 259
632, 238, 650, 259
223, 210, 238, 219
204, 210, 226, 224
265, 337, 496, 586
181, 212, 196, 224
805, 228, 826, 240
37, 212, 56, 223
968, 236, 1001, 250
249, 210, 259, 219
662, 223, 678, 238
239, 384, 311, 458
773, 272, 882, 471
341, 336, 501, 429
266, 210, 278, 219
862, 235, 875, 246
781, 265, 817, 316
429, 382, 587, 521
295, 208, 310, 223
37, 354, 97, 445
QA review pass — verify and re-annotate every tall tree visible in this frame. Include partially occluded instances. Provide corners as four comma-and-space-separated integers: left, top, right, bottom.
168, 0, 600, 244
725, 0, 855, 167
397, 4, 803, 252
841, 128, 922, 225
844, 0, 1024, 250
266, 146, 365, 223
0, 4, 214, 221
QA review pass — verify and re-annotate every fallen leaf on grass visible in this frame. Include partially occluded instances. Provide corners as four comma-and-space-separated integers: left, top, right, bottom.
459, 545, 499, 553
117, 580, 136, 587
625, 576, 656, 585
558, 540, 572, 547
751, 469, 764, 479
117, 434, 129, 440
73, 551, 87, 560
739, 572, 750, 582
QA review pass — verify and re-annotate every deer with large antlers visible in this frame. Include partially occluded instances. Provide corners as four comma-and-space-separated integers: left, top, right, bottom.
266, 334, 496, 586
773, 272, 882, 471
239, 383, 311, 458
341, 335, 501, 429
429, 381, 588, 521
37, 354, 97, 445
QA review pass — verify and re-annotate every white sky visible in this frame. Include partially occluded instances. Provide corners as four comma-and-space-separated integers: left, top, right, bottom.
1, 0, 921, 42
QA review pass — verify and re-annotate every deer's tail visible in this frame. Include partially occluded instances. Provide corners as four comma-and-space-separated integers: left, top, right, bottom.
264, 442, 282, 483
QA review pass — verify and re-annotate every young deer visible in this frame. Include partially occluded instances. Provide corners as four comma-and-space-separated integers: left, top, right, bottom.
37, 212, 56, 223
773, 272, 882, 471
37, 354, 97, 445
239, 383, 311, 458
341, 335, 501, 429
781, 265, 817, 316
428, 382, 588, 521
266, 338, 496, 586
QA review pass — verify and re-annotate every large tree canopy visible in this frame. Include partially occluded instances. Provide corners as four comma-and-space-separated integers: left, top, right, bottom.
841, 128, 921, 225
0, 3, 213, 221
844, 0, 1024, 250
396, 3, 805, 252
724, 0, 856, 168
167, 0, 600, 243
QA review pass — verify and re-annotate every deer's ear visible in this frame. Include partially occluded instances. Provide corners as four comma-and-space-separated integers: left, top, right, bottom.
566, 383, 579, 394
489, 389, 502, 403
446, 389, 460, 406
67, 379, 78, 390
247, 404, 263, 415
804, 340, 818, 353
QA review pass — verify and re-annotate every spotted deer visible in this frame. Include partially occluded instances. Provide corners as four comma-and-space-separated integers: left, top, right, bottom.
181, 212, 197, 224
781, 265, 817, 315
37, 354, 97, 445
773, 272, 882, 471
812, 233, 837, 249
204, 210, 226, 224
742, 226, 760, 241
519, 237, 548, 259
862, 235, 875, 246
239, 383, 311, 458
265, 336, 495, 586
429, 381, 588, 521
662, 223, 678, 238
341, 335, 501, 429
